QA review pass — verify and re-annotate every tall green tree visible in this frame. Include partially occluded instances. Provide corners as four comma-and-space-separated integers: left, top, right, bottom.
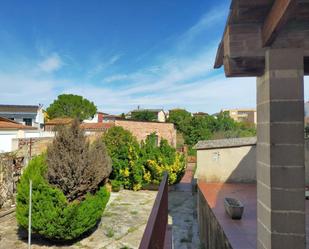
46, 94, 97, 120
167, 109, 192, 133
131, 110, 157, 121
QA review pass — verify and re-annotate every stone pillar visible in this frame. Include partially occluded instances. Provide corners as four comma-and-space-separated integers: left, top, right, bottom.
256, 48, 305, 249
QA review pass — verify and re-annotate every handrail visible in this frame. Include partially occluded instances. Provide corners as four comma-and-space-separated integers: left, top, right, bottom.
139, 172, 170, 249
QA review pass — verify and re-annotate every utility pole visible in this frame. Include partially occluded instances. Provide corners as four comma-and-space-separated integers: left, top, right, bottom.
28, 180, 32, 249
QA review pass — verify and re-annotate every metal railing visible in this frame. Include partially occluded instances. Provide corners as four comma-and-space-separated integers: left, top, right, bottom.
139, 172, 172, 249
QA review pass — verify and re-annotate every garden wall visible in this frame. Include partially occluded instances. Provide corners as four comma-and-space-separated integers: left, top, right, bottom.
196, 138, 309, 184
115, 120, 177, 147
12, 137, 54, 158
0, 153, 24, 208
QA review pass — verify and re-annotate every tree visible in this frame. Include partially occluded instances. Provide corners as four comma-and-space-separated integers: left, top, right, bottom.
167, 109, 192, 134
46, 94, 97, 120
131, 110, 157, 121
47, 119, 112, 201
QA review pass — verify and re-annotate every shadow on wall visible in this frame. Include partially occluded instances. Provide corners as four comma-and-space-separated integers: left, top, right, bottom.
225, 146, 256, 183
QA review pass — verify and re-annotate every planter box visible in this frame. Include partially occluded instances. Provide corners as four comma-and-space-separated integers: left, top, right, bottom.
224, 197, 244, 220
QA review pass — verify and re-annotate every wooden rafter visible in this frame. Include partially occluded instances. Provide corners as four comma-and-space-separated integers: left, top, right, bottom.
262, 0, 297, 46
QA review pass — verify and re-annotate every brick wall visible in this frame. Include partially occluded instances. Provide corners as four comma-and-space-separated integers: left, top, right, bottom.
115, 120, 176, 147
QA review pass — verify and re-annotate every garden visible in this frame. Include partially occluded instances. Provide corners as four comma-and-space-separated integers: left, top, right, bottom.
13, 120, 186, 244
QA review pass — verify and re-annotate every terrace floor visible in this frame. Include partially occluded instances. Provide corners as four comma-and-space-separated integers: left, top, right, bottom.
198, 182, 309, 249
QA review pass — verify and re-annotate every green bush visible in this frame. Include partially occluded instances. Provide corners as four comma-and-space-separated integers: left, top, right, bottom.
102, 126, 144, 191
16, 155, 110, 240
103, 129, 185, 189
110, 180, 122, 192
141, 134, 185, 185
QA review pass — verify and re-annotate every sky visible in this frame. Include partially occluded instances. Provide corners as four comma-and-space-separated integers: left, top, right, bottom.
0, 0, 308, 114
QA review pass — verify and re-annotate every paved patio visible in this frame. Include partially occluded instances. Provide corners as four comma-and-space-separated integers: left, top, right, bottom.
0, 162, 200, 249
0, 190, 157, 249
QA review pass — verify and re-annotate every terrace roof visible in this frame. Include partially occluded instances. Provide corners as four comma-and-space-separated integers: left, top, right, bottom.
215, 0, 309, 77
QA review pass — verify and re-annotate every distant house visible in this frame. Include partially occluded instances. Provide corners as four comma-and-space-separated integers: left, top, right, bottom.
0, 116, 38, 152
83, 112, 122, 123
128, 108, 166, 122
0, 104, 44, 129
222, 108, 256, 125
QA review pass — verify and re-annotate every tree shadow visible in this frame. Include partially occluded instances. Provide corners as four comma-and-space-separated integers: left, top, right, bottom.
16, 219, 101, 247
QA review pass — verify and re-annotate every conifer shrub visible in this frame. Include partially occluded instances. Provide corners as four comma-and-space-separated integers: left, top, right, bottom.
16, 120, 112, 240
16, 155, 110, 240
47, 120, 112, 201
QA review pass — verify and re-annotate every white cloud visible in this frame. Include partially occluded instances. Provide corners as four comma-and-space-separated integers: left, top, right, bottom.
38, 53, 63, 73
1, 4, 308, 116
87, 54, 122, 79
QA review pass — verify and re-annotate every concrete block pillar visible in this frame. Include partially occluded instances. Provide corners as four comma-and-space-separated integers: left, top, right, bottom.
256, 48, 305, 249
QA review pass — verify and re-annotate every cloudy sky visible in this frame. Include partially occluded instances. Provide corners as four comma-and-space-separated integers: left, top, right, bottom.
0, 0, 308, 114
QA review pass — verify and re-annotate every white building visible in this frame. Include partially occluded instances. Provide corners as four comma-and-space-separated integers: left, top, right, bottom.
0, 104, 44, 129
0, 117, 42, 152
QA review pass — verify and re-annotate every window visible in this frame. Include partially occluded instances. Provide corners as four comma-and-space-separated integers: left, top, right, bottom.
23, 118, 32, 126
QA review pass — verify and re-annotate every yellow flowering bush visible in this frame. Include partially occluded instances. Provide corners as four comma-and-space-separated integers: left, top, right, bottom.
103, 129, 185, 190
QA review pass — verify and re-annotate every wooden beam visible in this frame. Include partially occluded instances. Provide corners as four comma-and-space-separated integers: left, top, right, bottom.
305, 57, 309, 75
262, 0, 297, 46
223, 56, 265, 77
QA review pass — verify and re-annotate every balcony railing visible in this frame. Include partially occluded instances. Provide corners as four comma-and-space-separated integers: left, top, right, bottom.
139, 172, 172, 249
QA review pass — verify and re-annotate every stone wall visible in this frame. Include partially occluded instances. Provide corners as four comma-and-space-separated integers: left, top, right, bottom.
115, 120, 177, 147
0, 153, 24, 208
197, 188, 232, 249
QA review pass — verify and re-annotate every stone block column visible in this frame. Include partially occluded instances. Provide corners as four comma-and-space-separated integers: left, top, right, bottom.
256, 48, 305, 249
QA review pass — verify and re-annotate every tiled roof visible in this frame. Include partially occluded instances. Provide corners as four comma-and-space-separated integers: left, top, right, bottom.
0, 116, 37, 130
45, 117, 74, 125
0, 105, 38, 113
194, 137, 257, 150
80, 122, 114, 130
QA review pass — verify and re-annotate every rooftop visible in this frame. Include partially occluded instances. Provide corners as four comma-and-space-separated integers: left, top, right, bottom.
194, 137, 257, 150
0, 104, 39, 113
45, 117, 73, 125
80, 122, 114, 131
214, 0, 309, 76
198, 182, 309, 249
0, 116, 37, 130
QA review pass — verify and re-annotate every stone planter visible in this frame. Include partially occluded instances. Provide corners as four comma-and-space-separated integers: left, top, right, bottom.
224, 197, 244, 220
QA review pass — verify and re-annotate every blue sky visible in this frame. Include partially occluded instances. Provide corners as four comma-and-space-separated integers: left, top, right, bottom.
0, 1, 308, 114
